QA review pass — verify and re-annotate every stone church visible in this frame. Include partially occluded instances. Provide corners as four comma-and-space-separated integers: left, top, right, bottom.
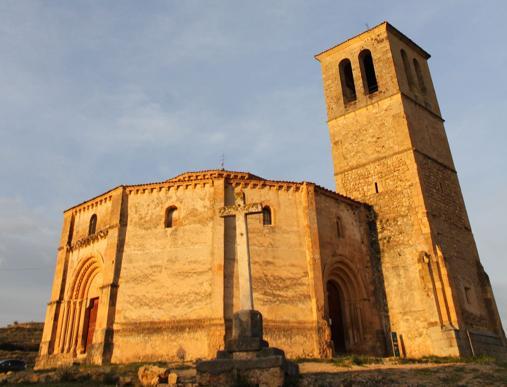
36, 22, 506, 369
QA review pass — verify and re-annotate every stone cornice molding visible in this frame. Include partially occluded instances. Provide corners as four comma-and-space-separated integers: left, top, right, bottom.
63, 169, 365, 212
65, 189, 118, 214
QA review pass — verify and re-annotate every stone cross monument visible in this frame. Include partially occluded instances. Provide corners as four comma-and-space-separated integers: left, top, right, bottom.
218, 190, 267, 351
218, 190, 262, 311
196, 189, 299, 386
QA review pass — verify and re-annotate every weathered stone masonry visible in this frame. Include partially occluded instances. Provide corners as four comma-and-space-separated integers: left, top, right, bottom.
315, 21, 506, 357
37, 22, 506, 369
37, 171, 386, 368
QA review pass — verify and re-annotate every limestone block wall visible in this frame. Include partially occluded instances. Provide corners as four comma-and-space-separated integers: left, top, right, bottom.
335, 149, 448, 356
111, 183, 217, 363
316, 22, 506, 357
240, 184, 318, 358
37, 189, 120, 369
314, 189, 386, 355
415, 153, 506, 346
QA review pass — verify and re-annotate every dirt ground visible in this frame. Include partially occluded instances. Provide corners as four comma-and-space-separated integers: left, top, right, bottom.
0, 357, 506, 386
0, 324, 505, 386
298, 359, 507, 386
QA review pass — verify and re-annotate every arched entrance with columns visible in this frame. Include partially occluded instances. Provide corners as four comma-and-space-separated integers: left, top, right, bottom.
324, 256, 369, 355
54, 255, 104, 357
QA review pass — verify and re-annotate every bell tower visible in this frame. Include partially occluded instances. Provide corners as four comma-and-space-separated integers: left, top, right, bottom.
316, 22, 506, 357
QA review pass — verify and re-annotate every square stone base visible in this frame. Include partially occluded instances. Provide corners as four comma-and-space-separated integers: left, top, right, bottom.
196, 310, 299, 386
196, 355, 298, 387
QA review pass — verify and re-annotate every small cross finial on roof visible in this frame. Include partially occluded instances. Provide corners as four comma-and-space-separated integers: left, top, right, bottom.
220, 153, 225, 170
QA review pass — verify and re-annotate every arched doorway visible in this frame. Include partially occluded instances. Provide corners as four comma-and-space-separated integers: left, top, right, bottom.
53, 255, 104, 356
324, 257, 370, 355
79, 271, 102, 353
327, 280, 346, 353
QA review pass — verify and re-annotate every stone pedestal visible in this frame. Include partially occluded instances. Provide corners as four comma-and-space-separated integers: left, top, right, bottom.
196, 310, 299, 387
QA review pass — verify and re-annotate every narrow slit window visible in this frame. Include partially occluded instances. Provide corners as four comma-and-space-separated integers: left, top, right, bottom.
413, 58, 427, 94
262, 206, 272, 226
464, 286, 472, 304
359, 50, 378, 94
336, 216, 344, 238
339, 59, 357, 104
88, 214, 97, 236
375, 182, 379, 193
165, 206, 177, 228
401, 49, 415, 91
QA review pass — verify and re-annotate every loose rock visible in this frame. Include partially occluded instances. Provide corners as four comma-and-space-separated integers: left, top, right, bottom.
138, 365, 170, 386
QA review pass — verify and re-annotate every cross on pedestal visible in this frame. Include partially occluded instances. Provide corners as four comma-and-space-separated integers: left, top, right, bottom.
195, 189, 299, 383
219, 190, 262, 311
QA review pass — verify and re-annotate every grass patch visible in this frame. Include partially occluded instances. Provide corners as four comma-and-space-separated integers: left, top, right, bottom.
331, 354, 384, 367
395, 355, 496, 365
294, 357, 332, 364
397, 355, 461, 364
462, 355, 496, 364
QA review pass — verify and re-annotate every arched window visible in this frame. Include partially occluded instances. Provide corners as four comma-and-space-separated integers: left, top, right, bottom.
339, 59, 357, 104
262, 206, 272, 226
359, 50, 378, 94
67, 215, 75, 246
88, 214, 97, 236
413, 58, 427, 94
401, 49, 415, 91
336, 216, 344, 238
165, 206, 177, 228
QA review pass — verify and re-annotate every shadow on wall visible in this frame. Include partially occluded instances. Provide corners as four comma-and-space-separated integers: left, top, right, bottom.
367, 208, 392, 356
102, 190, 129, 364
223, 184, 237, 342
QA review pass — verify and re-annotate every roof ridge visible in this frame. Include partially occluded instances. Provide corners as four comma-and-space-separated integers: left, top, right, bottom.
314, 21, 430, 61
64, 170, 366, 212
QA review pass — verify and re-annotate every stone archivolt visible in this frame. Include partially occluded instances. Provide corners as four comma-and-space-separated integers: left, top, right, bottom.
68, 227, 110, 251
48, 255, 104, 360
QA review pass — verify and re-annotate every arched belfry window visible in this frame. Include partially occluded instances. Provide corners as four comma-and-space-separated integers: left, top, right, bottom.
165, 206, 177, 228
413, 58, 427, 94
262, 206, 272, 226
339, 59, 357, 104
401, 49, 415, 91
359, 49, 378, 94
336, 216, 344, 238
88, 214, 97, 236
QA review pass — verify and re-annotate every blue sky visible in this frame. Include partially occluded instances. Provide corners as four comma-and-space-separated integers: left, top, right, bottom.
0, 1, 506, 330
